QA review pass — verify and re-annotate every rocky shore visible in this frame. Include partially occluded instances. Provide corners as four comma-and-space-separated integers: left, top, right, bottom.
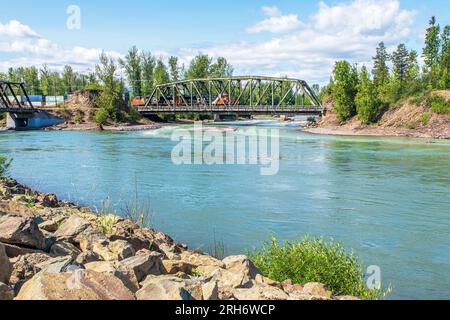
0, 178, 358, 301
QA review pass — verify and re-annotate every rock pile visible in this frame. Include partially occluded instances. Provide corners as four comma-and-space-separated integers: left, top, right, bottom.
0, 178, 357, 301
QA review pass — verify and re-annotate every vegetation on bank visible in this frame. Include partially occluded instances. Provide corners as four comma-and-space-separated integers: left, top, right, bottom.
323, 16, 450, 124
0, 155, 11, 176
249, 237, 389, 300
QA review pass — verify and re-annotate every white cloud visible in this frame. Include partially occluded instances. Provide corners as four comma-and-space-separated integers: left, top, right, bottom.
185, 0, 417, 84
247, 6, 303, 34
0, 20, 39, 38
0, 20, 122, 73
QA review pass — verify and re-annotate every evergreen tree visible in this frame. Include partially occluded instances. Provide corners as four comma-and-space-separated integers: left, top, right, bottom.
391, 44, 410, 95
185, 54, 212, 80
422, 16, 441, 88
439, 25, 450, 89
332, 61, 359, 121
372, 42, 390, 90
168, 56, 181, 82
356, 66, 380, 124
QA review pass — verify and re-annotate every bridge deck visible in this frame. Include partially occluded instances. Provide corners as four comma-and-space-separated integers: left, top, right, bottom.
138, 105, 323, 115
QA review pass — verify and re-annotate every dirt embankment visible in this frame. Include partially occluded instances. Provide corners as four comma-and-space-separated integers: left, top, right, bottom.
304, 91, 450, 139
45, 90, 161, 132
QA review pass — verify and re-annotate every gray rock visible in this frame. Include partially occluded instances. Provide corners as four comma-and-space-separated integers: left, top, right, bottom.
50, 241, 81, 258
0, 243, 12, 284
54, 215, 91, 242
120, 251, 162, 282
0, 282, 14, 300
35, 256, 74, 273
0, 215, 46, 249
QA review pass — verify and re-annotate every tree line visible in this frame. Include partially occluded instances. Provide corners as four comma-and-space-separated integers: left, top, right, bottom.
327, 16, 450, 124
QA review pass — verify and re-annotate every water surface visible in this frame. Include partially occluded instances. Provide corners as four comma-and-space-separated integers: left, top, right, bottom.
0, 121, 449, 300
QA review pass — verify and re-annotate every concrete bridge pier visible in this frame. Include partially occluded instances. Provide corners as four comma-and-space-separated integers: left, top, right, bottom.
6, 111, 64, 130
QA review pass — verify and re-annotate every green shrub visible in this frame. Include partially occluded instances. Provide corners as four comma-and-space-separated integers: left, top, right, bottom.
249, 237, 389, 300
94, 107, 110, 125
427, 95, 450, 114
421, 112, 431, 125
127, 108, 141, 123
0, 155, 12, 176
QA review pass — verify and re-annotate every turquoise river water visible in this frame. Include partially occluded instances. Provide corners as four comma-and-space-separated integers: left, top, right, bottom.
0, 119, 449, 300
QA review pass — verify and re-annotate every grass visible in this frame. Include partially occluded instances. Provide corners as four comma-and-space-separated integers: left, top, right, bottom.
121, 174, 154, 228
248, 237, 390, 300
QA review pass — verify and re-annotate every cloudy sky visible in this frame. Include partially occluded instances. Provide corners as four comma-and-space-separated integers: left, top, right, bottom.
0, 0, 448, 84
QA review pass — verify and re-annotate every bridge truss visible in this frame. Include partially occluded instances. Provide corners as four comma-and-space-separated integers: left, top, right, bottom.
0, 81, 34, 113
139, 76, 323, 115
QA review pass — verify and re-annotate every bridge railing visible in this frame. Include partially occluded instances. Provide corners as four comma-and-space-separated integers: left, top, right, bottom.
0, 81, 34, 112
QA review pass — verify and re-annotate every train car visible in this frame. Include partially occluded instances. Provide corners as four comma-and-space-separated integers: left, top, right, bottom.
45, 96, 65, 107
131, 97, 146, 106
22, 95, 44, 107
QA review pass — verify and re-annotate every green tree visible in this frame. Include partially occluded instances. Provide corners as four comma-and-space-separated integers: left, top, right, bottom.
356, 66, 380, 124
185, 54, 212, 79
423, 16, 441, 89
120, 46, 142, 98
62, 65, 76, 94
168, 56, 182, 82
153, 58, 170, 86
439, 25, 450, 89
210, 57, 233, 78
332, 61, 359, 121
372, 42, 390, 103
141, 51, 156, 96
391, 44, 409, 93
0, 155, 11, 177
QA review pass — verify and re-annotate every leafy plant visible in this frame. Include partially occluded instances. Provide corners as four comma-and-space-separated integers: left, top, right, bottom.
0, 155, 12, 177
427, 95, 450, 114
94, 107, 110, 125
421, 112, 431, 125
249, 237, 390, 300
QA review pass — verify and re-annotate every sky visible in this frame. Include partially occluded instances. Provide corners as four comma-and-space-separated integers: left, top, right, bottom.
0, 0, 449, 84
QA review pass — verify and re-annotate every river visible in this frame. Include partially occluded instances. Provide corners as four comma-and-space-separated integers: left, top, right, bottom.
0, 119, 449, 300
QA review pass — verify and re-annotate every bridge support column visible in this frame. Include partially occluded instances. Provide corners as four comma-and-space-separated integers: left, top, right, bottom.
6, 112, 64, 130
213, 114, 221, 122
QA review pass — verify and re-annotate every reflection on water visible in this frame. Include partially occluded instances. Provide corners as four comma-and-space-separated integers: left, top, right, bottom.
0, 120, 449, 299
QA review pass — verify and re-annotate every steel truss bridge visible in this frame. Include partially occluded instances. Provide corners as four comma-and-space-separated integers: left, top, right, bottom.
137, 76, 323, 115
0, 81, 35, 113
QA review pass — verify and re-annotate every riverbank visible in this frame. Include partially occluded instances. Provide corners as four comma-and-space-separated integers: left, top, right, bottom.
0, 178, 358, 300
304, 91, 450, 140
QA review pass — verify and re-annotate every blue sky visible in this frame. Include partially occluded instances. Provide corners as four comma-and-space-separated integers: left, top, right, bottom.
1, 0, 449, 84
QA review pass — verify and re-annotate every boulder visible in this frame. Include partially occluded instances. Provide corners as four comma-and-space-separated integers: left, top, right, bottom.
202, 279, 219, 300
75, 250, 101, 265
160, 260, 194, 275
280, 279, 303, 294
197, 266, 252, 290
302, 282, 332, 299
120, 251, 162, 282
222, 255, 262, 281
78, 228, 108, 251
255, 274, 281, 288
136, 277, 202, 300
36, 193, 58, 208
54, 215, 91, 242
35, 256, 75, 274
16, 270, 135, 300
232, 282, 289, 300
0, 201, 36, 218
0, 243, 12, 284
9, 253, 51, 284
335, 295, 360, 301
50, 241, 81, 258
93, 240, 135, 261
38, 216, 65, 233
1, 242, 43, 258
84, 261, 140, 293
0, 282, 14, 300
0, 215, 46, 249
179, 251, 224, 268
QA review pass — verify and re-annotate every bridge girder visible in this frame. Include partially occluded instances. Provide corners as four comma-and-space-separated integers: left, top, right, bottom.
139, 76, 323, 115
0, 81, 34, 112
